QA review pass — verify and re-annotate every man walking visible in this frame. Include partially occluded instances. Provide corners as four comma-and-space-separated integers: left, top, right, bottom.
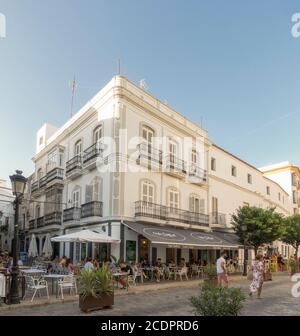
216, 251, 228, 287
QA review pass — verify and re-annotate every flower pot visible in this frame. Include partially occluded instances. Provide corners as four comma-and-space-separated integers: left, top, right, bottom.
79, 293, 114, 313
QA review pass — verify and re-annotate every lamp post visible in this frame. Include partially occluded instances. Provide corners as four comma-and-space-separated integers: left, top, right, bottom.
241, 224, 247, 276
9, 170, 27, 304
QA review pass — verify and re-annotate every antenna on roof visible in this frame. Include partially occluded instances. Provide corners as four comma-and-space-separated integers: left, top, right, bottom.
69, 76, 77, 118
139, 79, 149, 91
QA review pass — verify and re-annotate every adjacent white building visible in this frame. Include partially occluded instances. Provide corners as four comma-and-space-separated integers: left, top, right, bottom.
24, 75, 295, 264
260, 162, 300, 215
0, 179, 14, 252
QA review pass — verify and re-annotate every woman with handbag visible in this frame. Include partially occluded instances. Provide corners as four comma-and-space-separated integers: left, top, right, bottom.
249, 254, 265, 299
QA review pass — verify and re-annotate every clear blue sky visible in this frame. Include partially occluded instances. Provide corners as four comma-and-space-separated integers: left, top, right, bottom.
1, 1, 300, 181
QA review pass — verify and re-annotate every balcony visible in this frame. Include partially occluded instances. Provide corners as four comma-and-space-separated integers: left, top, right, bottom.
83, 143, 103, 170
188, 165, 207, 185
66, 155, 82, 179
29, 219, 35, 230
31, 181, 38, 194
36, 216, 45, 228
81, 201, 103, 218
164, 155, 186, 178
44, 212, 62, 227
210, 212, 227, 227
63, 207, 81, 222
31, 168, 64, 196
136, 142, 162, 171
46, 168, 64, 189
134, 201, 209, 227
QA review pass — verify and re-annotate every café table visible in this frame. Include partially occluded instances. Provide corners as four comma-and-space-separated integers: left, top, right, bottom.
112, 272, 129, 291
43, 274, 70, 298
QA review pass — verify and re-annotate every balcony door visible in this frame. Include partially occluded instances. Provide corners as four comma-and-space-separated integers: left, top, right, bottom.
75, 140, 82, 156
168, 189, 179, 220
141, 181, 155, 217
142, 126, 154, 163
93, 126, 102, 151
191, 150, 197, 174
169, 141, 177, 167
73, 190, 80, 208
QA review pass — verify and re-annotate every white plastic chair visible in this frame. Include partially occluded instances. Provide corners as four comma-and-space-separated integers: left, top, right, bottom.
174, 267, 189, 281
24, 275, 49, 302
58, 275, 77, 299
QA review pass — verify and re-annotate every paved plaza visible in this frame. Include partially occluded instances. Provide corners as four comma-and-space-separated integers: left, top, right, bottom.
0, 273, 299, 316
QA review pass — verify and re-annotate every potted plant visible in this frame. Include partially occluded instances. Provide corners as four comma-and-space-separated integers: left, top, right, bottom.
203, 264, 218, 286
78, 266, 114, 313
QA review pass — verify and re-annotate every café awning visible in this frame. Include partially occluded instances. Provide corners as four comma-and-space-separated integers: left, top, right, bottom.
124, 222, 239, 249
51, 229, 120, 244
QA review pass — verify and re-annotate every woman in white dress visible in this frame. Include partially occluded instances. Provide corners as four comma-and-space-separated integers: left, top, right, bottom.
249, 254, 265, 299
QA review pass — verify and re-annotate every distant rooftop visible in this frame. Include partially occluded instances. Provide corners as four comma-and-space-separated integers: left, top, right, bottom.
259, 161, 300, 173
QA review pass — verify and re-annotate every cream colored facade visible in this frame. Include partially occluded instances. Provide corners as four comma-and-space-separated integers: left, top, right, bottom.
24, 76, 294, 264
260, 162, 300, 215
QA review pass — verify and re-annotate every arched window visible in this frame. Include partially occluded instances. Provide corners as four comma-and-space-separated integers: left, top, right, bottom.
74, 140, 82, 156
37, 168, 43, 181
72, 187, 81, 208
141, 125, 155, 144
93, 125, 102, 144
85, 178, 102, 203
189, 194, 205, 213
36, 205, 41, 218
140, 180, 155, 204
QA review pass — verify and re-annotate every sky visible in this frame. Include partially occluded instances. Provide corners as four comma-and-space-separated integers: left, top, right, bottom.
1, 1, 300, 181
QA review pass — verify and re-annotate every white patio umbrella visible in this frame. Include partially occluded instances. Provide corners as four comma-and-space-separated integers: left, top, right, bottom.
28, 234, 38, 258
50, 229, 120, 244
42, 233, 53, 258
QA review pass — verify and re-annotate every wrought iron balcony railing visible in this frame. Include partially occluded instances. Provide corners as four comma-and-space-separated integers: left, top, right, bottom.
210, 212, 227, 226
47, 168, 64, 184
134, 201, 209, 227
81, 201, 103, 218
137, 142, 162, 165
164, 155, 186, 174
66, 155, 82, 174
83, 143, 103, 165
63, 207, 81, 222
29, 219, 35, 230
44, 211, 62, 226
188, 165, 207, 182
37, 216, 45, 228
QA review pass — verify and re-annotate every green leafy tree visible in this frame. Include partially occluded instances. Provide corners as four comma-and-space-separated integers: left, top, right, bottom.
231, 206, 284, 255
282, 214, 300, 258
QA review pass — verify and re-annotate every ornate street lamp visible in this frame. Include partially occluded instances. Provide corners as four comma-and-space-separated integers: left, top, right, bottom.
9, 170, 27, 304
241, 224, 248, 276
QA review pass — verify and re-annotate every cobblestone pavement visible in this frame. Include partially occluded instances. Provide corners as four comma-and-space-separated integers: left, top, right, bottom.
1, 273, 299, 316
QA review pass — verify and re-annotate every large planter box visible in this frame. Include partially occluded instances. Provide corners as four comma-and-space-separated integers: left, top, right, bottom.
79, 293, 114, 313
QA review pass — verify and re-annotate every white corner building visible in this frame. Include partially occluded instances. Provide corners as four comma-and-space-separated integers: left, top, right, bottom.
24, 76, 296, 264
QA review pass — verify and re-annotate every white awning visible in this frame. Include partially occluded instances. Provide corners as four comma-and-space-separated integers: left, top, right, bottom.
51, 229, 120, 244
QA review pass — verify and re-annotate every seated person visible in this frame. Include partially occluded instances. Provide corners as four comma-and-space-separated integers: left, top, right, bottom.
118, 261, 131, 289
154, 258, 163, 282
84, 257, 94, 270
179, 258, 186, 268
65, 258, 76, 274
